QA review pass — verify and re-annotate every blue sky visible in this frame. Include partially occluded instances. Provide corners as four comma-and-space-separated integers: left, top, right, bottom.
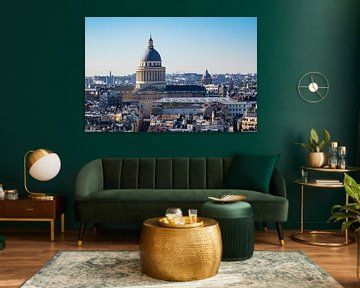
85, 17, 257, 76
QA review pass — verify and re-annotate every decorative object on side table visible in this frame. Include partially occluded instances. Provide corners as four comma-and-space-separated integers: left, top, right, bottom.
0, 235, 6, 250
338, 146, 347, 169
208, 194, 246, 203
162, 208, 202, 227
328, 141, 338, 169
329, 173, 360, 280
0, 184, 4, 199
296, 128, 330, 168
188, 209, 197, 223
165, 207, 183, 224
5, 189, 18, 200
0, 185, 19, 200
24, 148, 61, 199
159, 216, 203, 228
300, 169, 309, 183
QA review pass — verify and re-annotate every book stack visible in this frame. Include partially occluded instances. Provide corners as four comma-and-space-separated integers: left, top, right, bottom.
314, 179, 341, 185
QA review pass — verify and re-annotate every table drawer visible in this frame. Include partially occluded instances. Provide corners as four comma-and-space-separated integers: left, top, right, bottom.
1, 201, 55, 218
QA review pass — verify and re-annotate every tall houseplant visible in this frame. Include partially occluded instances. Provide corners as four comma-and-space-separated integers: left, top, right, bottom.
329, 173, 360, 234
329, 173, 360, 279
296, 128, 330, 167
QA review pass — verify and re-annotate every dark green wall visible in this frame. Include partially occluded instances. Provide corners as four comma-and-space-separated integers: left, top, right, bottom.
1, 0, 359, 230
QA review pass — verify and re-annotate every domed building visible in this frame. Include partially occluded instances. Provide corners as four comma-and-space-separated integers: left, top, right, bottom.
202, 69, 213, 85
135, 36, 166, 91
127, 35, 206, 118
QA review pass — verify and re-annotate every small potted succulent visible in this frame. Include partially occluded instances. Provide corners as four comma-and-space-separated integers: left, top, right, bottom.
296, 128, 330, 167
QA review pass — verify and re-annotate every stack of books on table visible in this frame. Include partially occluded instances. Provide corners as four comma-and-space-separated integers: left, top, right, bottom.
314, 179, 342, 185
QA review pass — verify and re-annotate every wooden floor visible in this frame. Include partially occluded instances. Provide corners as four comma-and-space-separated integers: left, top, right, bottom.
0, 228, 358, 288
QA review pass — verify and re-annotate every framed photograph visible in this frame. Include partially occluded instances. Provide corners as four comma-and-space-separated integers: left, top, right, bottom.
85, 17, 257, 132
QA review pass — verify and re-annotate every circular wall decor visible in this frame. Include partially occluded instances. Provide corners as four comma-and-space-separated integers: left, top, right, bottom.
297, 72, 329, 103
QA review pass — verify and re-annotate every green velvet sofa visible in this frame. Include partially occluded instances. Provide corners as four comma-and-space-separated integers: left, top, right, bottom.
74, 157, 288, 245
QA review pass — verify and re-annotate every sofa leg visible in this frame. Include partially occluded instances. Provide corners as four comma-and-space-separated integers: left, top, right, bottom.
262, 222, 268, 232
78, 222, 86, 246
275, 222, 284, 246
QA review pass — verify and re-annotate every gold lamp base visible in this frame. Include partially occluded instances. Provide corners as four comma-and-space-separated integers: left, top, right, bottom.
28, 192, 55, 200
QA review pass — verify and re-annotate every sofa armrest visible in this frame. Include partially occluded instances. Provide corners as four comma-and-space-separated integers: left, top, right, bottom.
269, 168, 287, 198
75, 159, 104, 199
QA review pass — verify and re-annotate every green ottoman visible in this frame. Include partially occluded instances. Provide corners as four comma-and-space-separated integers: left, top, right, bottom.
201, 201, 254, 261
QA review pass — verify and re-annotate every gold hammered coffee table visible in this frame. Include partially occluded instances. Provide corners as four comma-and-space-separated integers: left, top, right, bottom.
139, 217, 222, 281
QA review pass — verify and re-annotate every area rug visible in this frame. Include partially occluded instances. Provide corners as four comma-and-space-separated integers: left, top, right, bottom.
21, 251, 342, 288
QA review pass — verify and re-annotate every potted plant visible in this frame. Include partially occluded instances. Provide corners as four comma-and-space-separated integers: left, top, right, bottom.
329, 173, 360, 279
329, 173, 360, 233
296, 128, 330, 167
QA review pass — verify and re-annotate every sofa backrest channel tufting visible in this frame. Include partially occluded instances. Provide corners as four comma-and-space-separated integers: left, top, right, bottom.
102, 157, 233, 190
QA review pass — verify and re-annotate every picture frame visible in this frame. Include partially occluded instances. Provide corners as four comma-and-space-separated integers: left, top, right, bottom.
85, 17, 257, 132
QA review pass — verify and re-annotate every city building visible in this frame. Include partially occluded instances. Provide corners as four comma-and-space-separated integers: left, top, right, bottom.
127, 36, 207, 116
238, 106, 257, 132
153, 97, 256, 118
201, 69, 213, 85
135, 36, 166, 91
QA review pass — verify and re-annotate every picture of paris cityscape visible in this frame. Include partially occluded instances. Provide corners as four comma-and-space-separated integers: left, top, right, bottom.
85, 17, 257, 132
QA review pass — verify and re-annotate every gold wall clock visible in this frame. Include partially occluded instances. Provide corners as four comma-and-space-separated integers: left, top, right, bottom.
297, 72, 329, 103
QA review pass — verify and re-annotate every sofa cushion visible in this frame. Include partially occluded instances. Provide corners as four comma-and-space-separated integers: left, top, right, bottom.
223, 153, 280, 193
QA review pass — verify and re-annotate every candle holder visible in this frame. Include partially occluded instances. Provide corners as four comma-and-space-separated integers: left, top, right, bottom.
337, 146, 347, 169
328, 142, 338, 169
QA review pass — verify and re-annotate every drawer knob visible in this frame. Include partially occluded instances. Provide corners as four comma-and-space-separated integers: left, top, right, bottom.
25, 208, 35, 211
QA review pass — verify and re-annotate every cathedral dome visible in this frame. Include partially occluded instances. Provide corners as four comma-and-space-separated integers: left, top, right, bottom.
142, 48, 161, 62
141, 36, 162, 62
135, 35, 166, 92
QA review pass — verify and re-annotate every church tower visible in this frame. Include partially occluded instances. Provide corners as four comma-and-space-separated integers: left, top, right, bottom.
135, 36, 166, 91
201, 69, 213, 85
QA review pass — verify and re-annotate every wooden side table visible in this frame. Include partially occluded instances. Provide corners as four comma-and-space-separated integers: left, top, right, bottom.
0, 195, 66, 241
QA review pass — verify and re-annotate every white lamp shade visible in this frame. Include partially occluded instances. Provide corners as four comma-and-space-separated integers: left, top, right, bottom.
29, 153, 61, 181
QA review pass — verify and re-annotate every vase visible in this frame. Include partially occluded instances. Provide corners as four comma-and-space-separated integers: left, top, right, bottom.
308, 152, 328, 168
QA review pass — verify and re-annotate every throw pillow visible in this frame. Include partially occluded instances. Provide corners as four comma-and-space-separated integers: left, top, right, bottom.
223, 153, 280, 193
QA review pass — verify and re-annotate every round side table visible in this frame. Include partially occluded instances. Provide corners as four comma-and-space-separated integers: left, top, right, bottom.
139, 217, 222, 281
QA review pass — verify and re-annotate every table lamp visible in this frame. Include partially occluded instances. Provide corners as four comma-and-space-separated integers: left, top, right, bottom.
24, 148, 61, 199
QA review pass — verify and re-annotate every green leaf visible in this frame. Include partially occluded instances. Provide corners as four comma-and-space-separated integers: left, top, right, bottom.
341, 220, 358, 234
308, 137, 316, 151
297, 128, 331, 153
331, 203, 360, 215
317, 140, 325, 152
323, 129, 330, 144
329, 211, 357, 221
344, 173, 360, 204
310, 128, 319, 144
295, 142, 312, 152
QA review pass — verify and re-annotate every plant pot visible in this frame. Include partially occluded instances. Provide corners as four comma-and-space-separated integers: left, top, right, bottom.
308, 152, 328, 168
